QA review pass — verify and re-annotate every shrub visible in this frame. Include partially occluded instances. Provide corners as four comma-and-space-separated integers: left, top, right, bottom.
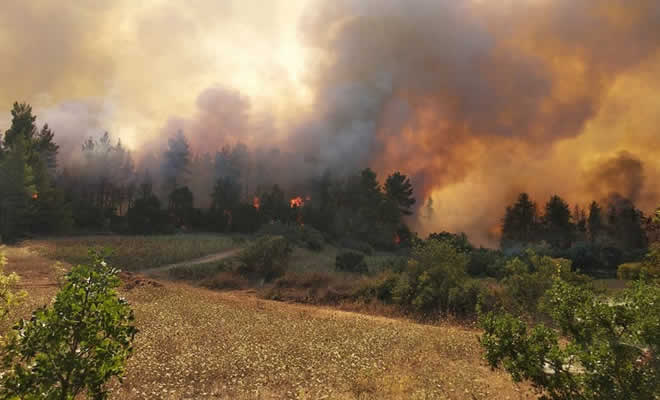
391, 239, 474, 314
336, 251, 368, 274
237, 235, 291, 282
480, 279, 660, 400
168, 261, 227, 281
617, 262, 643, 280
0, 248, 24, 321
258, 222, 325, 251
1, 251, 137, 399
467, 247, 506, 278
501, 250, 588, 315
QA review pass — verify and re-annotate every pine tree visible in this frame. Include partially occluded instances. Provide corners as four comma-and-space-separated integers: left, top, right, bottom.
541, 195, 574, 248
384, 171, 416, 216
587, 201, 604, 242
0, 135, 36, 241
501, 193, 539, 248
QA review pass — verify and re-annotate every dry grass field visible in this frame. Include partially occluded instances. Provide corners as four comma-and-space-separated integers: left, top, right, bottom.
1, 240, 535, 400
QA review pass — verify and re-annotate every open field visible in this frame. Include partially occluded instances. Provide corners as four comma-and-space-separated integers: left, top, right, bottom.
1, 239, 536, 399
28, 234, 243, 271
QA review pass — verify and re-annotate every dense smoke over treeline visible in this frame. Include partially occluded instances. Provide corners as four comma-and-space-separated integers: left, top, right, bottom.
1, 0, 660, 245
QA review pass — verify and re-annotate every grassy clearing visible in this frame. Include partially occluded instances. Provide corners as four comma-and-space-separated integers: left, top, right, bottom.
111, 285, 533, 399
30, 234, 242, 271
3, 242, 534, 399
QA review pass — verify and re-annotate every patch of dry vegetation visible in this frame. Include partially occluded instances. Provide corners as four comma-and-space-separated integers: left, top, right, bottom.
2, 242, 534, 399
29, 234, 239, 271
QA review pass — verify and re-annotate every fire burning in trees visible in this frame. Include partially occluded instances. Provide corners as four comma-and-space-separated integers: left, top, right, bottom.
290, 196, 304, 208
253, 196, 260, 210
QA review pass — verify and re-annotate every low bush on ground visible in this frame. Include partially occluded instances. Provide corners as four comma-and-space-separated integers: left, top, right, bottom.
336, 251, 368, 274
480, 278, 660, 400
265, 270, 359, 304
237, 235, 292, 282
618, 243, 660, 280
168, 261, 228, 281
258, 222, 325, 251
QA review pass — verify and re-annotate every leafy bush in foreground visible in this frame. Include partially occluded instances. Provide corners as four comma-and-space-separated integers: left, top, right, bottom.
0, 248, 24, 321
1, 252, 137, 399
480, 279, 660, 400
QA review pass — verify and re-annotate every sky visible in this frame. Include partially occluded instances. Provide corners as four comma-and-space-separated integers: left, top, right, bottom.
1, 0, 659, 245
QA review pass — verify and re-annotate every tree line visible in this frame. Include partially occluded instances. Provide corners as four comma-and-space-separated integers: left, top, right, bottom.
0, 103, 416, 250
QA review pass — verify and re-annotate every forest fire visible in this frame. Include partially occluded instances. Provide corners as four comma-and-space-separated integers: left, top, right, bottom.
253, 196, 260, 210
32, 193, 38, 200
290, 196, 304, 208
394, 234, 401, 246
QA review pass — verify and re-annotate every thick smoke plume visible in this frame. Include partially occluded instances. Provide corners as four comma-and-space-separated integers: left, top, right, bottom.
2, 0, 660, 245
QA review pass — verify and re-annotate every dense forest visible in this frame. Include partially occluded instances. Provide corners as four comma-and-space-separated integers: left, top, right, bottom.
1, 102, 659, 278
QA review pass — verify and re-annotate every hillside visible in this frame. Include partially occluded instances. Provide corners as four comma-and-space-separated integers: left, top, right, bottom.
2, 244, 533, 399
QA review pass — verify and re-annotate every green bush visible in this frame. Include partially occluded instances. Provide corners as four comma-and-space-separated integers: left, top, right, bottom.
258, 222, 325, 251
237, 235, 292, 282
1, 251, 137, 399
617, 262, 643, 280
501, 250, 589, 315
335, 251, 368, 274
480, 279, 660, 400
168, 261, 227, 280
390, 239, 475, 313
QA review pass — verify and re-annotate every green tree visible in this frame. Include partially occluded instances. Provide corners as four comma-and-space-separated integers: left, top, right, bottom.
0, 135, 36, 241
161, 130, 191, 194
384, 171, 416, 216
2, 102, 37, 151
480, 279, 660, 400
168, 186, 194, 227
541, 195, 575, 249
1, 252, 138, 399
501, 193, 539, 248
587, 201, 604, 242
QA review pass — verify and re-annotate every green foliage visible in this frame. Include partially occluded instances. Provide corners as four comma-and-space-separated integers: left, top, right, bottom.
501, 193, 539, 248
385, 239, 484, 314
258, 222, 325, 251
126, 193, 171, 234
1, 251, 137, 399
502, 250, 585, 314
168, 185, 194, 227
335, 251, 368, 274
237, 236, 292, 282
384, 171, 415, 217
617, 262, 643, 280
0, 248, 24, 321
0, 134, 36, 241
480, 279, 660, 400
541, 195, 574, 249
618, 244, 660, 280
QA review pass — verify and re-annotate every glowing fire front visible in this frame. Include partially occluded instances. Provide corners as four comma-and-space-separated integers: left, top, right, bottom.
290, 196, 304, 208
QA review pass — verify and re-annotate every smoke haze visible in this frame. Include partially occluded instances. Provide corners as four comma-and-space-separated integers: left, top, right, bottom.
2, 0, 659, 245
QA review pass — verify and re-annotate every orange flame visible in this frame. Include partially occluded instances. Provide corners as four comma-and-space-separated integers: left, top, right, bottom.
32, 193, 38, 200
290, 196, 304, 208
253, 196, 261, 210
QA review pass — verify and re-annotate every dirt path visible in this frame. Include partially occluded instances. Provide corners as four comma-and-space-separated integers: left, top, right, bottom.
142, 248, 242, 275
